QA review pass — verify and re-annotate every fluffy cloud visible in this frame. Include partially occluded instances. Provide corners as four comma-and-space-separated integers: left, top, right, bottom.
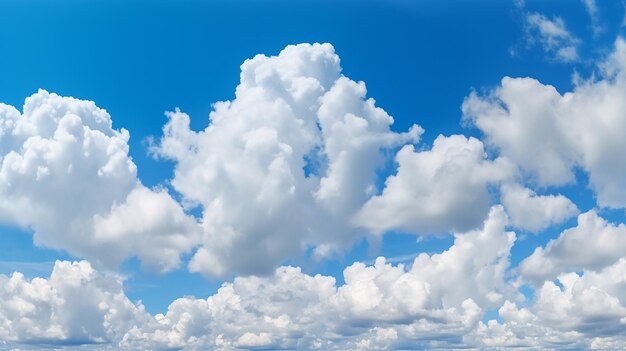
3, 208, 626, 350
0, 260, 147, 345
463, 38, 626, 209
469, 259, 626, 349
500, 183, 579, 233
519, 210, 626, 284
0, 91, 200, 272
525, 12, 580, 62
153, 43, 422, 277
355, 135, 514, 236
0, 90, 136, 234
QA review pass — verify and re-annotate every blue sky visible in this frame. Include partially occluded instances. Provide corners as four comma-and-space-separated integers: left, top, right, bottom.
1, 0, 626, 350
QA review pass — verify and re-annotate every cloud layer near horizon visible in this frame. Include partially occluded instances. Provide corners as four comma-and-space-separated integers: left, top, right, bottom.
2, 37, 626, 349
1, 208, 625, 350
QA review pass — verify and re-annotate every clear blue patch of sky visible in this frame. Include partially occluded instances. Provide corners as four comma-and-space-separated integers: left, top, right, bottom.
119, 257, 221, 313
0, 226, 73, 277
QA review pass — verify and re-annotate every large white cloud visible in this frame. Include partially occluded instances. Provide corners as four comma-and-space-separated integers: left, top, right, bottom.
519, 210, 626, 284
153, 43, 423, 277
463, 37, 626, 209
0, 91, 201, 272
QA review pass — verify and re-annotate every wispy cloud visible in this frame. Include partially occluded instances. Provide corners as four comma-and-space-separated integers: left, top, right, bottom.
525, 12, 580, 62
582, 0, 602, 35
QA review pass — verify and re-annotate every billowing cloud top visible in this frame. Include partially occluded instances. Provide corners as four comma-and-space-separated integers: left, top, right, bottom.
154, 43, 425, 276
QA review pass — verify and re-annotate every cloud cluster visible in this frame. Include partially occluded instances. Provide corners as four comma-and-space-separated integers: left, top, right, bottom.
355, 135, 514, 236
582, 0, 602, 35
153, 43, 511, 277
470, 258, 626, 349
2, 36, 626, 349
0, 207, 516, 350
1, 42, 590, 282
4, 207, 625, 350
500, 183, 578, 233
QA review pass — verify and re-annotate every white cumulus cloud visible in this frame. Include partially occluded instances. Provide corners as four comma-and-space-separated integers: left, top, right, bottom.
0, 90, 201, 273
500, 183, 579, 233
153, 43, 422, 277
355, 135, 514, 236
463, 38, 626, 209
469, 259, 626, 349
3, 39, 626, 350
519, 210, 626, 285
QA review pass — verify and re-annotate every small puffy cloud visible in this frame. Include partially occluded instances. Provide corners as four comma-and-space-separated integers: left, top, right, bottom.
0, 90, 201, 273
500, 183, 579, 233
519, 210, 626, 284
582, 0, 602, 35
463, 38, 626, 209
354, 135, 514, 236
153, 43, 422, 277
525, 13, 580, 62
